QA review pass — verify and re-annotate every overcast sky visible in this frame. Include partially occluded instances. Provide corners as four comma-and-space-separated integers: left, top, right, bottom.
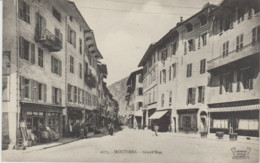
72, 0, 221, 85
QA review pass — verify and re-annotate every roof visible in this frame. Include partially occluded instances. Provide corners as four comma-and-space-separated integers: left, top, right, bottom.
126, 69, 143, 86
137, 4, 217, 67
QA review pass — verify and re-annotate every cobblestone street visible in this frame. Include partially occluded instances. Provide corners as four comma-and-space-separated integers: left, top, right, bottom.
2, 127, 259, 163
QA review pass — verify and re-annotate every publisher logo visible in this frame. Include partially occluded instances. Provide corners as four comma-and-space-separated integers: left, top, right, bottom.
231, 147, 251, 159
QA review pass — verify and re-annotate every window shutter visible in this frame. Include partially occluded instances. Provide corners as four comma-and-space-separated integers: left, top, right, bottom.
19, 36, 24, 59
20, 76, 25, 99
31, 43, 35, 64
257, 26, 260, 42
18, 0, 23, 19
173, 64, 176, 78
190, 64, 192, 77
202, 86, 205, 103
59, 60, 62, 76
198, 36, 201, 49
193, 38, 196, 51
73, 31, 76, 48
44, 84, 47, 102
52, 87, 55, 104
237, 70, 241, 92
226, 41, 229, 55
35, 81, 39, 101
187, 65, 189, 77
236, 36, 239, 51
26, 4, 30, 23
186, 89, 189, 105
192, 88, 196, 104
67, 25, 71, 42
31, 80, 35, 101
184, 41, 187, 55
59, 89, 62, 105
169, 66, 171, 81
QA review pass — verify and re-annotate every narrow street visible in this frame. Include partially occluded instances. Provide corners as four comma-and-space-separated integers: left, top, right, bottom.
2, 127, 259, 163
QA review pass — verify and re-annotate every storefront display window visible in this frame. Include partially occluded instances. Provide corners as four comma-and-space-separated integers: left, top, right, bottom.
238, 119, 258, 130
213, 119, 228, 129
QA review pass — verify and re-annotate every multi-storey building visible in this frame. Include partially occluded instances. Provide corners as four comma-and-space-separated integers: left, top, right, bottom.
2, 0, 114, 149
125, 69, 143, 129
207, 0, 260, 136
138, 43, 158, 129
174, 4, 216, 133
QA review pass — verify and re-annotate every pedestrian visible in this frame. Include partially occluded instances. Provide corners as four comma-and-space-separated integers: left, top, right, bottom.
69, 122, 73, 137
154, 123, 159, 136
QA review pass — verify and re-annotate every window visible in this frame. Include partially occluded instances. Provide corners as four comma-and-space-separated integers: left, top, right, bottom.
172, 64, 176, 78
200, 59, 206, 74
224, 73, 233, 92
68, 26, 76, 48
161, 94, 164, 107
162, 69, 166, 83
24, 78, 30, 98
18, 0, 30, 24
252, 26, 260, 44
184, 41, 187, 55
171, 42, 177, 55
161, 49, 167, 62
236, 34, 244, 52
188, 39, 195, 51
19, 37, 30, 61
52, 7, 61, 22
238, 119, 258, 130
52, 87, 62, 105
187, 64, 192, 77
79, 38, 82, 54
38, 83, 46, 101
70, 56, 74, 73
213, 119, 228, 129
222, 41, 229, 57
169, 66, 171, 81
241, 68, 254, 90
237, 8, 245, 23
198, 36, 201, 49
220, 74, 223, 94
79, 63, 82, 79
51, 56, 62, 76
169, 91, 172, 106
38, 48, 44, 67
78, 88, 81, 104
74, 86, 77, 103
68, 84, 72, 102
187, 88, 196, 105
138, 88, 143, 96
31, 44, 35, 64
198, 86, 205, 103
201, 33, 207, 46
199, 15, 207, 26
185, 23, 193, 33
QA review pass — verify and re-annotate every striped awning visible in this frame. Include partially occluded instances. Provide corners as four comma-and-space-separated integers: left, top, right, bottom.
149, 110, 168, 119
208, 105, 259, 113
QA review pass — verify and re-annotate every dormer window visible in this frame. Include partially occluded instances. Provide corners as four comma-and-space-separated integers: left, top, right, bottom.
198, 15, 207, 26
185, 23, 193, 33
52, 7, 61, 22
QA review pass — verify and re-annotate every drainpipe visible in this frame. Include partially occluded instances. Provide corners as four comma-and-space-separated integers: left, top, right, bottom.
64, 16, 68, 137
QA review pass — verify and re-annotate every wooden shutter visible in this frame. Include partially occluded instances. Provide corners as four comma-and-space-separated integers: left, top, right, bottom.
192, 88, 196, 104
59, 60, 62, 76
169, 66, 171, 81
19, 36, 24, 59
184, 41, 187, 55
20, 76, 25, 99
59, 89, 62, 105
257, 26, 260, 42
31, 43, 35, 64
78, 88, 80, 103
186, 88, 189, 105
236, 36, 239, 51
67, 25, 71, 42
252, 28, 256, 43
198, 36, 201, 49
31, 80, 35, 101
202, 86, 205, 103
193, 38, 196, 51
35, 81, 39, 101
173, 64, 176, 78
240, 34, 243, 49
18, 0, 23, 19
44, 84, 47, 102
52, 87, 55, 104
26, 3, 30, 23
190, 64, 192, 77
237, 70, 241, 92
73, 31, 76, 48
187, 65, 189, 77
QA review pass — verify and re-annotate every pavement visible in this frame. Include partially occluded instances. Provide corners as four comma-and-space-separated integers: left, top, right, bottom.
2, 127, 259, 163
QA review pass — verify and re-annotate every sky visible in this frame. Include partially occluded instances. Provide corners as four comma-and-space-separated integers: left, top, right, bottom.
72, 0, 222, 85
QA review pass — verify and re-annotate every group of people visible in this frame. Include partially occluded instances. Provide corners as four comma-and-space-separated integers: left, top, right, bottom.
69, 122, 88, 138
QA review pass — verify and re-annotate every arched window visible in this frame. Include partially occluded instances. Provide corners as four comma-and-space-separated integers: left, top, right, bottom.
198, 14, 207, 26
185, 23, 193, 33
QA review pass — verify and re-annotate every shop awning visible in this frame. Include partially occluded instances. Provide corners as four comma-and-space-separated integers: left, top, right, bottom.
149, 110, 168, 119
134, 110, 143, 117
208, 105, 260, 113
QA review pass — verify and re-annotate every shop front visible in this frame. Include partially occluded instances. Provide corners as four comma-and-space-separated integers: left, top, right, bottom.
20, 102, 63, 146
209, 104, 259, 137
177, 109, 199, 133
149, 109, 171, 132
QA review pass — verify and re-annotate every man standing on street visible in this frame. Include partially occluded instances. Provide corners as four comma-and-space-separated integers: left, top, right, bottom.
154, 123, 159, 136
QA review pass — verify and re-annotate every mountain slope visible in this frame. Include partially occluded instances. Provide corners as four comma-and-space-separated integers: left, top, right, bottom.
108, 77, 128, 116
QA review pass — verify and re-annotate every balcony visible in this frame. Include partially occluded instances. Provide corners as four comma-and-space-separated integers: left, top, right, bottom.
35, 28, 63, 52
208, 41, 260, 71
84, 72, 97, 88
